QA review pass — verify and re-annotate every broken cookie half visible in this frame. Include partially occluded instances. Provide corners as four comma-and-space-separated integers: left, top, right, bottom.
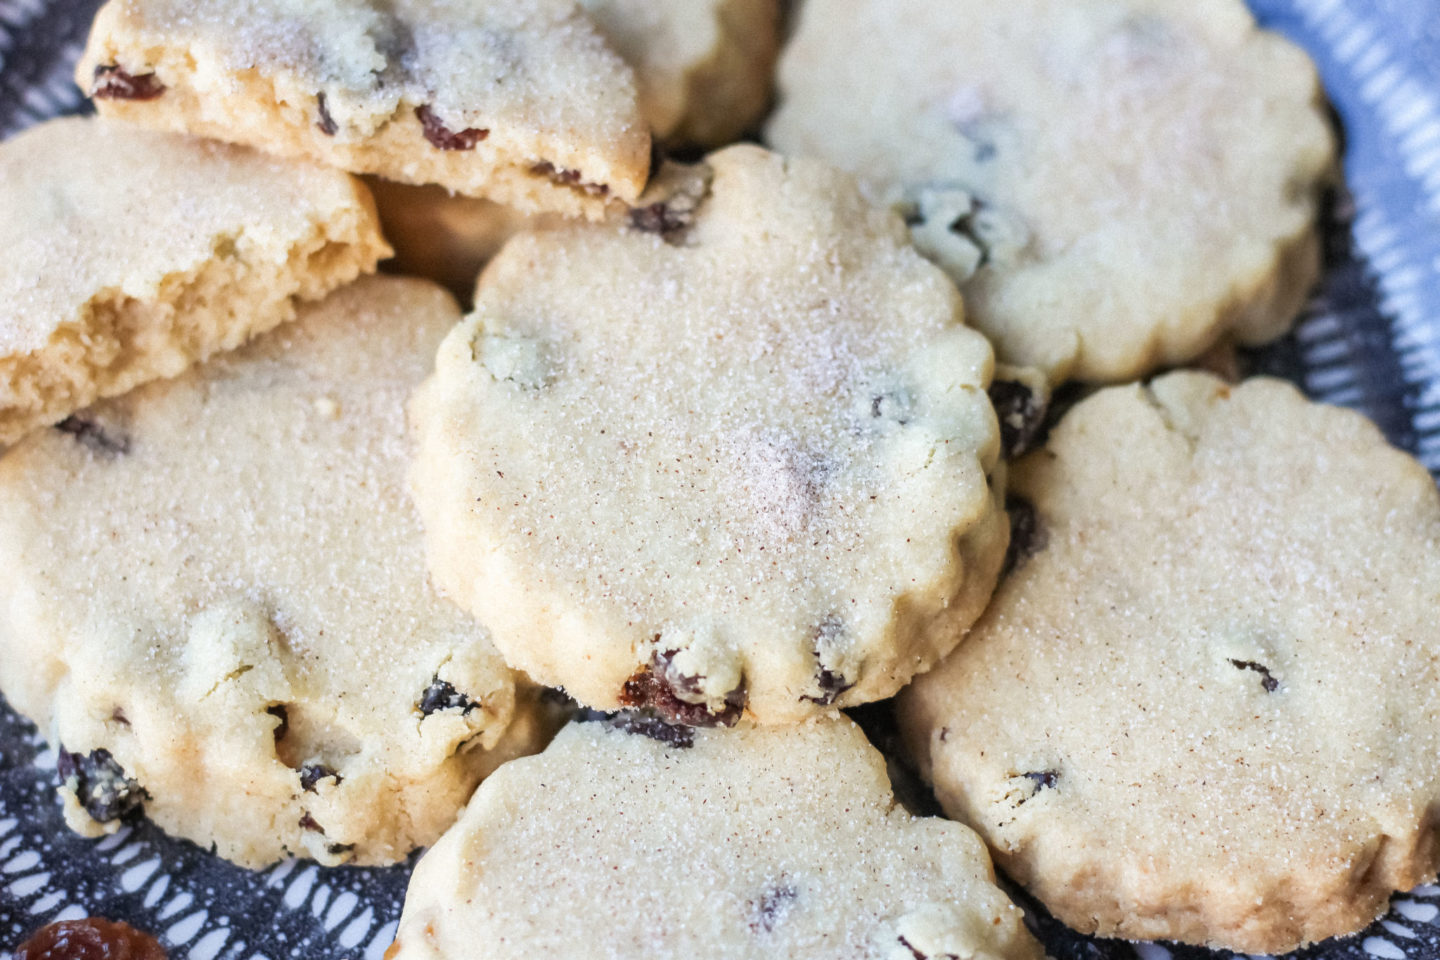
77, 0, 651, 217
388, 716, 1043, 960
0, 115, 388, 446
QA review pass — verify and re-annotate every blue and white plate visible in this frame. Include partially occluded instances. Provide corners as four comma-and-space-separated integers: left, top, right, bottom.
1, 1, 1438, 957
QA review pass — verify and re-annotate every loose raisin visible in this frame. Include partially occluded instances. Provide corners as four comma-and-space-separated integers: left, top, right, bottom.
14, 918, 166, 960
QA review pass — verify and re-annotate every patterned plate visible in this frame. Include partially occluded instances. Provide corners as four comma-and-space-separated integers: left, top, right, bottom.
2, 0, 1439, 957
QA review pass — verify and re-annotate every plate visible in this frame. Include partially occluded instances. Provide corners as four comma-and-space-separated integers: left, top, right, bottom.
2, 1, 1439, 957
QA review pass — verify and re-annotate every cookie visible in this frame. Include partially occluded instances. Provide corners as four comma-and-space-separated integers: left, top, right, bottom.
76, 0, 651, 217
409, 145, 1008, 726
766, 0, 1335, 383
897, 372, 1440, 951
365, 179, 557, 303
368, 0, 782, 299
579, 0, 780, 148
0, 115, 387, 446
388, 716, 1043, 960
0, 276, 548, 869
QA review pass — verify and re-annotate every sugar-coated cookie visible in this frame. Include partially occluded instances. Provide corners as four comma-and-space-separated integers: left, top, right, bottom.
0, 277, 546, 868
77, 0, 651, 216
409, 146, 1008, 725
899, 372, 1440, 951
389, 716, 1043, 960
767, 0, 1334, 382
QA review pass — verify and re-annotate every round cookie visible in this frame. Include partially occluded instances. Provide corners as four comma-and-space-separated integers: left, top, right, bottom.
0, 276, 547, 869
0, 115, 388, 446
388, 716, 1044, 960
898, 372, 1440, 952
766, 0, 1335, 383
409, 145, 1008, 726
77, 0, 651, 217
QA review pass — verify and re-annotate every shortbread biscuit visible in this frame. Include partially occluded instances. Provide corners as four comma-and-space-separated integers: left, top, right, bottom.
767, 0, 1334, 382
0, 277, 544, 869
410, 146, 1007, 725
77, 0, 651, 216
0, 115, 387, 445
390, 717, 1043, 960
899, 372, 1440, 951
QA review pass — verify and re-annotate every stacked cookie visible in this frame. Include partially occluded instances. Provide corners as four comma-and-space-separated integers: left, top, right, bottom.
3, 0, 1437, 957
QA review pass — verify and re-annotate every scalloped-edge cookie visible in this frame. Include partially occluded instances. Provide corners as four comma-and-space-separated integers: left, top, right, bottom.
0, 276, 548, 869
899, 372, 1440, 951
388, 716, 1044, 960
0, 115, 388, 446
767, 0, 1335, 383
409, 146, 1008, 726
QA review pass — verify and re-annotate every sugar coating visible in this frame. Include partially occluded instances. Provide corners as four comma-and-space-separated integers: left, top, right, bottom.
898, 372, 1440, 952
579, 0, 780, 147
0, 115, 388, 445
77, 0, 651, 216
409, 145, 1008, 725
389, 717, 1043, 960
0, 277, 547, 869
766, 0, 1335, 383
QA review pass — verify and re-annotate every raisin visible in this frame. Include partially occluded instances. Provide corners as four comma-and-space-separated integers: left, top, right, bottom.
629, 202, 687, 238
327, 842, 356, 856
748, 883, 797, 933
57, 748, 147, 824
618, 651, 744, 727
299, 812, 323, 832
531, 161, 610, 197
1002, 496, 1047, 576
91, 65, 165, 101
55, 416, 129, 456
989, 379, 1047, 459
415, 105, 488, 151
299, 764, 341, 792
1228, 659, 1280, 693
1023, 770, 1059, 791
316, 92, 338, 136
868, 391, 912, 426
578, 709, 695, 748
14, 918, 167, 960
897, 935, 928, 960
417, 678, 478, 716
803, 616, 854, 706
